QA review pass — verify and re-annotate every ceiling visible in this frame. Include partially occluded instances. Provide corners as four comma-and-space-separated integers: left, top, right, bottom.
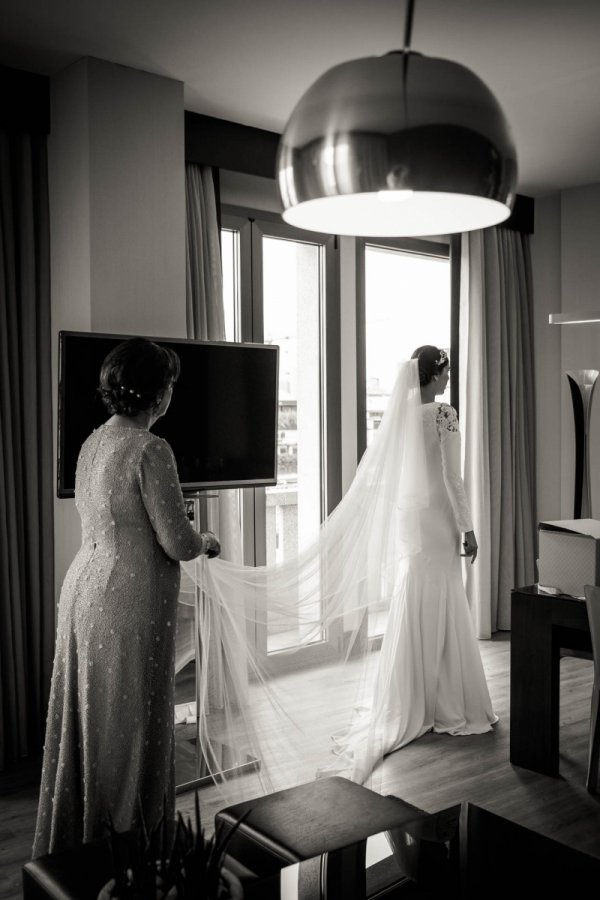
2, 0, 600, 197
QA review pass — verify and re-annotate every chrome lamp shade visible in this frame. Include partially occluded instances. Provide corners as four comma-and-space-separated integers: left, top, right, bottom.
277, 52, 517, 237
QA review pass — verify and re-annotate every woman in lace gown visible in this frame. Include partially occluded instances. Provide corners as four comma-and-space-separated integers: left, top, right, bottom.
33, 338, 220, 858
329, 346, 497, 782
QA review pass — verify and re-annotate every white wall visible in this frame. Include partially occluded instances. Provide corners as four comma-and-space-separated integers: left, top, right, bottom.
50, 57, 186, 600
86, 59, 186, 335
531, 184, 600, 525
560, 184, 600, 518
530, 194, 562, 523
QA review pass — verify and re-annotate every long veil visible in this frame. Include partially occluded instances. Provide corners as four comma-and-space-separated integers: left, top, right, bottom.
180, 359, 429, 800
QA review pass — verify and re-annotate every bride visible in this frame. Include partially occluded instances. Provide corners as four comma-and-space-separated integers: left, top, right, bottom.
182, 346, 497, 792
322, 346, 497, 782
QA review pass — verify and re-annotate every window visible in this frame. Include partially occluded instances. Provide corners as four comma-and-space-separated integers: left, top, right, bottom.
364, 244, 451, 444
220, 228, 240, 342
221, 209, 341, 672
356, 236, 457, 637
357, 237, 455, 450
221, 220, 458, 658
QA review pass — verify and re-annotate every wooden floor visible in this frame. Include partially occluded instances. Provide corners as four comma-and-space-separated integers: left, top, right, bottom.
3, 633, 600, 898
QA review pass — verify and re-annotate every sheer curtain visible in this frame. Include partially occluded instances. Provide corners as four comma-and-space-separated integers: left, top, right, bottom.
0, 129, 54, 769
460, 227, 536, 636
182, 162, 243, 708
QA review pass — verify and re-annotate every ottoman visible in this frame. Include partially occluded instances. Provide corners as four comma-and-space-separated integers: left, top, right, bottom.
215, 776, 426, 878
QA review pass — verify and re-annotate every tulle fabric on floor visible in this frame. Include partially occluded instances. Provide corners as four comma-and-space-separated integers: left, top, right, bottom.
179, 359, 496, 801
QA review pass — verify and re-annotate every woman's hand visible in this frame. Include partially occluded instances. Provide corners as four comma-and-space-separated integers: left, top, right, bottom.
203, 532, 221, 559
461, 530, 478, 564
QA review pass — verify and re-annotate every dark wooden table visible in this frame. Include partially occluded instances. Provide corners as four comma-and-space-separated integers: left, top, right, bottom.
510, 584, 592, 776
243, 802, 600, 898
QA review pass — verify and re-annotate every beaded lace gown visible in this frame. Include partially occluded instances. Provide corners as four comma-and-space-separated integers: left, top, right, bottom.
328, 402, 498, 783
33, 422, 205, 858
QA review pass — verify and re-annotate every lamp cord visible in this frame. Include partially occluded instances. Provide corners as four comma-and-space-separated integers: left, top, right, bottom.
403, 0, 416, 52
385, 0, 417, 184
402, 0, 416, 83
402, 0, 416, 174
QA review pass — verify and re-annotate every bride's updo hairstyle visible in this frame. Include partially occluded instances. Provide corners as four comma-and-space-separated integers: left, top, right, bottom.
411, 345, 449, 387
99, 337, 181, 417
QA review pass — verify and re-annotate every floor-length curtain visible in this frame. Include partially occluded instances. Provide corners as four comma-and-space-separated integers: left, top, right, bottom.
460, 227, 536, 636
0, 129, 54, 769
185, 164, 226, 343
184, 162, 244, 707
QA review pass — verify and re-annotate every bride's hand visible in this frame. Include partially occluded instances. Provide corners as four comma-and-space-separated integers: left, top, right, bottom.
461, 530, 478, 564
203, 532, 221, 559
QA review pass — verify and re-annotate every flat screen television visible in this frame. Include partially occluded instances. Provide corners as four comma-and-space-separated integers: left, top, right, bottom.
57, 331, 279, 498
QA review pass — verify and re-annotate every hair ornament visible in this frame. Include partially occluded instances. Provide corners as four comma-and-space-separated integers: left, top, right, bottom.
119, 385, 142, 399
436, 349, 448, 367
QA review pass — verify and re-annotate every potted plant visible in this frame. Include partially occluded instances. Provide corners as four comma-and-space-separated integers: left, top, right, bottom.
97, 794, 246, 900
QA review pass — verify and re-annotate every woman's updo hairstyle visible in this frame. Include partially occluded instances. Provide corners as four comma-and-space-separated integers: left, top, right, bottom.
98, 337, 181, 417
411, 345, 449, 387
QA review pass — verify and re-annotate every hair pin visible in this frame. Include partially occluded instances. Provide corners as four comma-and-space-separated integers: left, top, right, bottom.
119, 385, 142, 399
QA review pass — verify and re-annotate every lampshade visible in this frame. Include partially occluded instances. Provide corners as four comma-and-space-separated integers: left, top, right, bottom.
276, 52, 517, 237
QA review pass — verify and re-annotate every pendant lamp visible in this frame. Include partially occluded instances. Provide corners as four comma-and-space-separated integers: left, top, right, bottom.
276, 0, 517, 237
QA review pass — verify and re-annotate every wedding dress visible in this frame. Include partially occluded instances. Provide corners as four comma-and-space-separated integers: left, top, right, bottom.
180, 359, 497, 795
320, 400, 498, 783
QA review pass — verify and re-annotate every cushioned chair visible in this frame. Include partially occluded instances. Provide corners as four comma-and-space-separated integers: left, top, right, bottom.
583, 585, 600, 792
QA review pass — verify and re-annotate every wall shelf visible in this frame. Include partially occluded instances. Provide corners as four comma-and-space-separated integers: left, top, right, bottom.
549, 311, 600, 325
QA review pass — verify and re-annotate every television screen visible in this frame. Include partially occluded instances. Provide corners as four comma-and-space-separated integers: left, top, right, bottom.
57, 331, 279, 497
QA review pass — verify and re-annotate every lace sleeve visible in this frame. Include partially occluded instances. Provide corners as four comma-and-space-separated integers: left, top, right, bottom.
435, 404, 473, 533
138, 437, 207, 561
